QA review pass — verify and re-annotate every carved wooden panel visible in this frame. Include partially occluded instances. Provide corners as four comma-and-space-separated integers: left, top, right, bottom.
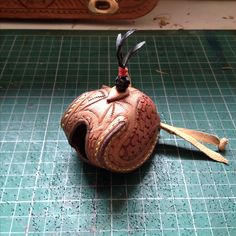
0, 0, 158, 20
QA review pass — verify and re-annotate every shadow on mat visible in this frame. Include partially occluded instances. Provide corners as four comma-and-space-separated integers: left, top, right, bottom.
72, 142, 217, 213
153, 143, 216, 162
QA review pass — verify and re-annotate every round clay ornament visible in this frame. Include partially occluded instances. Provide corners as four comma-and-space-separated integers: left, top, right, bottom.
61, 30, 228, 173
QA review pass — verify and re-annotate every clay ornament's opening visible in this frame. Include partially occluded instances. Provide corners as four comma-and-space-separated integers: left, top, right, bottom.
95, 1, 110, 10
71, 123, 88, 160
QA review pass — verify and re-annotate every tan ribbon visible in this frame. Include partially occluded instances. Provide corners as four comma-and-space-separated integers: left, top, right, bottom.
160, 122, 228, 164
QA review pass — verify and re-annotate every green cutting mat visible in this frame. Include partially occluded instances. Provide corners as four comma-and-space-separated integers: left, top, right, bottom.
0, 30, 236, 236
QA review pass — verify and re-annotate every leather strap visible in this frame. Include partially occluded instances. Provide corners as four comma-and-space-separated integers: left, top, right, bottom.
160, 122, 228, 164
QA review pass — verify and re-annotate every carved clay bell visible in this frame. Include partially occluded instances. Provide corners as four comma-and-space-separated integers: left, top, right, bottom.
61, 30, 228, 173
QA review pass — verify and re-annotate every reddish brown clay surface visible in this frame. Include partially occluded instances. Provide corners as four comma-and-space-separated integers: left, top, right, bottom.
61, 85, 160, 173
0, 0, 158, 20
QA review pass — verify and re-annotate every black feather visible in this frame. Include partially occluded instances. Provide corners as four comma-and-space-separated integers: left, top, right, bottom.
116, 30, 135, 68
123, 41, 146, 67
116, 33, 122, 66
